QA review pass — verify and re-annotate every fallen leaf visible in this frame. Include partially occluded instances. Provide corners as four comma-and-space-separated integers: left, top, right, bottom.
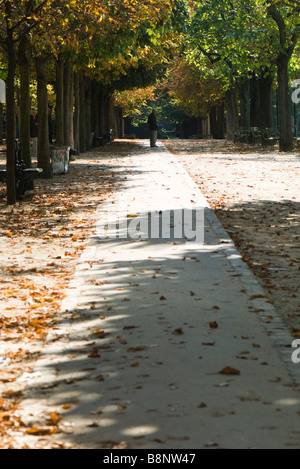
173, 328, 184, 335
26, 427, 57, 436
95, 374, 109, 381
198, 402, 207, 408
117, 403, 127, 410
127, 346, 147, 352
48, 412, 62, 425
218, 366, 240, 376
152, 438, 166, 444
88, 347, 101, 358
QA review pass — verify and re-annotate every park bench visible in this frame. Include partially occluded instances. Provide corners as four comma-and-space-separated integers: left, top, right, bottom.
234, 127, 280, 149
93, 130, 114, 147
93, 136, 105, 147
261, 128, 280, 149
234, 129, 251, 144
0, 140, 43, 199
250, 127, 262, 144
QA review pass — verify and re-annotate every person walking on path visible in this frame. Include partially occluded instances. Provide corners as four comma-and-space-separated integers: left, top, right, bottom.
148, 109, 158, 147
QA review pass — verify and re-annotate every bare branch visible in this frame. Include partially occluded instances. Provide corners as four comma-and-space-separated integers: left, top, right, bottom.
4, 0, 48, 34
267, 4, 287, 48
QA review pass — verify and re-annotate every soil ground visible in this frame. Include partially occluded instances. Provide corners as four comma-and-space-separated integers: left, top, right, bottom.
0, 143, 129, 446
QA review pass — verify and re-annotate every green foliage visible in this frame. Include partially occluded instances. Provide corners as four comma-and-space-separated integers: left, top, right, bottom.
171, 0, 298, 116
115, 79, 193, 128
0, 0, 189, 84
188, 0, 276, 81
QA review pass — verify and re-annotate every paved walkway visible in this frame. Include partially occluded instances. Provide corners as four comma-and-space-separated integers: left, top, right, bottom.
18, 141, 300, 449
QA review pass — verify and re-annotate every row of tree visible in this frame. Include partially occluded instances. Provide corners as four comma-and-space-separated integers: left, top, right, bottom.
116, 0, 299, 149
0, 0, 188, 205
171, 0, 299, 148
0, 1, 299, 205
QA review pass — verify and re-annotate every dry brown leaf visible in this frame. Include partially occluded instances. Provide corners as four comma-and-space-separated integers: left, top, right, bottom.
127, 346, 147, 352
219, 366, 240, 376
48, 412, 62, 425
209, 321, 219, 329
88, 347, 101, 358
61, 404, 72, 410
173, 328, 184, 335
95, 374, 109, 381
26, 427, 57, 436
117, 403, 127, 410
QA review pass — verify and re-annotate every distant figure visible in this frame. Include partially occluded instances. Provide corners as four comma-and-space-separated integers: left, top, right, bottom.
147, 110, 158, 148
30, 109, 38, 159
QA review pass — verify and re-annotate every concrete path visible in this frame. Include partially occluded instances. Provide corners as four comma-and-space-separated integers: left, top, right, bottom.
18, 141, 300, 449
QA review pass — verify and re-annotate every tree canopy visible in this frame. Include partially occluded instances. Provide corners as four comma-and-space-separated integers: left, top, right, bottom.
0, 0, 299, 204
0, 0, 188, 204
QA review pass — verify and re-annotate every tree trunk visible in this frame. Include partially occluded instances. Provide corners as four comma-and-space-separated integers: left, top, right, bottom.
210, 107, 217, 138
64, 61, 74, 147
79, 73, 86, 153
36, 55, 52, 178
85, 78, 92, 151
211, 104, 225, 139
6, 39, 17, 205
74, 71, 80, 155
69, 68, 74, 148
239, 80, 250, 129
216, 104, 225, 139
250, 77, 260, 127
18, 34, 31, 168
91, 80, 99, 143
259, 75, 274, 129
116, 106, 125, 138
55, 56, 64, 147
113, 106, 120, 139
107, 95, 114, 139
277, 55, 294, 152
225, 88, 239, 140
267, 4, 297, 152
99, 85, 108, 137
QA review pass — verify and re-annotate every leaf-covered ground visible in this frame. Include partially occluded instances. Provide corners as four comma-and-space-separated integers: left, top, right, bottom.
164, 139, 300, 333
0, 144, 129, 446
0, 139, 299, 447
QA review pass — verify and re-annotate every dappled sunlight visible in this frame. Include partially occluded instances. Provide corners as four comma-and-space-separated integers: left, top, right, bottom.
163, 139, 299, 159
2, 139, 300, 449
274, 399, 300, 407
121, 426, 159, 437
16, 221, 300, 448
